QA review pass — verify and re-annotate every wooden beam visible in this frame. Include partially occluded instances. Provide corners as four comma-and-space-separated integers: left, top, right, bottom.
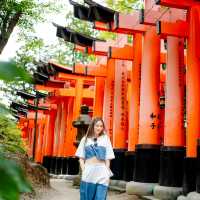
155, 0, 196, 9
157, 20, 188, 38
113, 12, 148, 34
94, 11, 147, 34
74, 63, 107, 77
82, 88, 95, 98
108, 45, 167, 64
140, 8, 186, 26
108, 45, 134, 60
75, 45, 93, 54
93, 21, 112, 31
57, 72, 94, 82
92, 41, 110, 56
35, 85, 56, 92
55, 88, 75, 97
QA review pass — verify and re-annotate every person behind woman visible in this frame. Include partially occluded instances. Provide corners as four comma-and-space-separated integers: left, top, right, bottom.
75, 117, 115, 200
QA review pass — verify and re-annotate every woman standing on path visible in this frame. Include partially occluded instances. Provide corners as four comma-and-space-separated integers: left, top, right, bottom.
75, 117, 115, 200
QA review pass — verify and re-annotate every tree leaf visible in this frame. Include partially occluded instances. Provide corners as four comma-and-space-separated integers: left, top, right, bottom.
0, 61, 33, 83
0, 158, 32, 197
0, 166, 19, 200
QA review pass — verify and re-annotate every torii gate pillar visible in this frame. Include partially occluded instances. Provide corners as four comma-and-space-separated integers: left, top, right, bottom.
103, 59, 115, 142
128, 34, 142, 151
93, 77, 105, 117
134, 27, 160, 183
157, 37, 185, 191
185, 5, 200, 194
42, 108, 57, 173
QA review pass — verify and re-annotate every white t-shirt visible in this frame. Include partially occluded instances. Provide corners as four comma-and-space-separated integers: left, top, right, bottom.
75, 134, 115, 160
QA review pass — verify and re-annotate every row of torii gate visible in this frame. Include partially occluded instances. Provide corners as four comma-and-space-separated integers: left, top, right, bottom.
15, 0, 200, 199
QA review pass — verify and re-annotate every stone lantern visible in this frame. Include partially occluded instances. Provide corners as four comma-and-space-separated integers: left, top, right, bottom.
72, 105, 92, 147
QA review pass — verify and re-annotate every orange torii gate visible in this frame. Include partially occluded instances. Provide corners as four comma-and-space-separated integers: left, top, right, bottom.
83, 0, 162, 184
73, 62, 106, 117
69, 1, 127, 147
57, 20, 129, 152
156, 0, 200, 196
132, 1, 187, 195
70, 0, 190, 197
11, 92, 50, 164
15, 0, 200, 198
18, 111, 46, 160
16, 61, 97, 174
73, 33, 131, 180
35, 61, 108, 174
87, 0, 198, 198
70, 0, 167, 181
107, 3, 186, 197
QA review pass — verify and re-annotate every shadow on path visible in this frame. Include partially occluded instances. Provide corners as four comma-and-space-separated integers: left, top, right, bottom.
37, 179, 142, 200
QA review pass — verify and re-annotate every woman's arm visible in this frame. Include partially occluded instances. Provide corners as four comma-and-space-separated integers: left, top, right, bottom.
79, 158, 85, 171
105, 159, 110, 169
75, 137, 86, 169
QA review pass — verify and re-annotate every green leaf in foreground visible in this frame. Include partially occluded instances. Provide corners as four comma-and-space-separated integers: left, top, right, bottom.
0, 61, 33, 83
0, 158, 32, 200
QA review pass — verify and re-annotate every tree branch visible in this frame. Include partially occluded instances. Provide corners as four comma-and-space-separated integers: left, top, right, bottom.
0, 12, 22, 54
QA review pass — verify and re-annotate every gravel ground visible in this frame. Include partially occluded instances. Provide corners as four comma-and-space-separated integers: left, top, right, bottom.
28, 179, 142, 200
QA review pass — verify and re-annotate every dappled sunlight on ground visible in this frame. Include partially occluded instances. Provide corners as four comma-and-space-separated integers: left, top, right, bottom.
33, 179, 142, 200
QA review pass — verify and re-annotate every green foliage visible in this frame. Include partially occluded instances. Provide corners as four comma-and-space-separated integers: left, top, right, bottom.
99, 31, 117, 41
0, 115, 25, 153
0, 115, 31, 200
0, 0, 63, 54
0, 61, 32, 83
65, 11, 97, 37
0, 0, 36, 32
0, 157, 32, 200
0, 103, 10, 115
99, 0, 142, 41
100, 0, 142, 43
15, 8, 98, 71
128, 35, 133, 44
106, 0, 143, 13
0, 0, 60, 35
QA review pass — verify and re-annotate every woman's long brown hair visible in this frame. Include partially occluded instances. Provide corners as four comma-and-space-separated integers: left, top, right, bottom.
84, 117, 106, 144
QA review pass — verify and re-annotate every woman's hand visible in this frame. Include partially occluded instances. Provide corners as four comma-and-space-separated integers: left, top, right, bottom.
105, 159, 110, 169
105, 160, 113, 177
79, 158, 85, 171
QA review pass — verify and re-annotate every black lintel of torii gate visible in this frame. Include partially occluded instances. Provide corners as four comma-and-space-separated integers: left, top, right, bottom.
53, 23, 105, 47
11, 107, 28, 117
69, 0, 116, 23
69, 0, 93, 22
48, 63, 72, 74
36, 61, 56, 76
33, 71, 49, 85
10, 101, 28, 110
16, 90, 48, 100
10, 99, 48, 113
33, 62, 72, 79
34, 61, 73, 87
10, 102, 28, 117
10, 108, 24, 120
16, 90, 36, 100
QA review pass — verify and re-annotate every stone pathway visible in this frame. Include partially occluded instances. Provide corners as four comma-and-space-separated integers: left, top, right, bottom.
35, 179, 142, 200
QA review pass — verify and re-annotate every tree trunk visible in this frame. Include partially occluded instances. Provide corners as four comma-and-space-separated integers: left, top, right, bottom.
0, 12, 22, 55
0, 36, 9, 55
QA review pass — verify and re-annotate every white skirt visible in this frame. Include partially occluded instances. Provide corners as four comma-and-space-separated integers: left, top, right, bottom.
82, 163, 113, 186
